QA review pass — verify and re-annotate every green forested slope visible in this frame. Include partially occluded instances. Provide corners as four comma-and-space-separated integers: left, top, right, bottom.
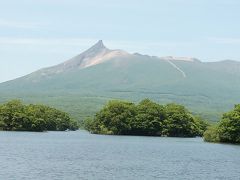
0, 43, 240, 123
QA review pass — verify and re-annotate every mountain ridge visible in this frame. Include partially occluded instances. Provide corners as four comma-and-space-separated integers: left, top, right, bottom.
0, 40, 240, 122
2, 40, 240, 83
31, 40, 129, 76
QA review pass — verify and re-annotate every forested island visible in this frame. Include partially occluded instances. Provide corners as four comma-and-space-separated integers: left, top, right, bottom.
0, 100, 78, 132
84, 99, 209, 137
204, 105, 240, 144
1, 99, 239, 144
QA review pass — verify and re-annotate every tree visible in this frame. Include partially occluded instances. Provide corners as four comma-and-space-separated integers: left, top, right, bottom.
203, 126, 219, 142
194, 116, 209, 136
91, 100, 136, 135
0, 100, 26, 130
85, 99, 206, 137
163, 104, 199, 137
133, 99, 165, 135
218, 105, 240, 143
204, 104, 240, 144
0, 100, 78, 132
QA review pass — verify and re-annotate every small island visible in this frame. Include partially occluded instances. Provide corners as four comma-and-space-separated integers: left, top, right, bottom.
1, 99, 239, 144
204, 105, 240, 144
84, 99, 209, 137
0, 100, 78, 132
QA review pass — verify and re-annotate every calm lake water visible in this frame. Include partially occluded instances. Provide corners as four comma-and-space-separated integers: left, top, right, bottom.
0, 130, 239, 180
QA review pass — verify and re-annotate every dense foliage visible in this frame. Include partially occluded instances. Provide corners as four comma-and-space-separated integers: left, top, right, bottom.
204, 105, 240, 143
0, 100, 78, 132
84, 99, 208, 137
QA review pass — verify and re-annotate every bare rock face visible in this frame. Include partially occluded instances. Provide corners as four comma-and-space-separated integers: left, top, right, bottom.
38, 40, 129, 76
160, 56, 199, 62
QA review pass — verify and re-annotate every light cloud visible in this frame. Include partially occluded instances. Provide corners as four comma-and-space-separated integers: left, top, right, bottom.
0, 37, 97, 46
0, 37, 195, 48
0, 19, 42, 29
208, 37, 240, 44
0, 37, 198, 58
106, 40, 194, 49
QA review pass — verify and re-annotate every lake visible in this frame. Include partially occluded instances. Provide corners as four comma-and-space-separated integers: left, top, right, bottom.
0, 130, 239, 180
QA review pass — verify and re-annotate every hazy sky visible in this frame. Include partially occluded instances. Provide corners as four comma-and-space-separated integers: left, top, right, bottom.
0, 0, 240, 82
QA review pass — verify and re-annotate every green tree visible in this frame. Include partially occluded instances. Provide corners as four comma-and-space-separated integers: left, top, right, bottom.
0, 100, 78, 132
194, 116, 209, 136
0, 100, 26, 130
162, 104, 199, 137
204, 104, 240, 144
85, 99, 206, 137
91, 100, 136, 135
203, 126, 219, 142
218, 105, 240, 143
132, 99, 165, 135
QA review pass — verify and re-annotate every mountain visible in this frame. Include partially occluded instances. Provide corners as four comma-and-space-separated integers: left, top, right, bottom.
35, 40, 130, 75
1, 40, 240, 122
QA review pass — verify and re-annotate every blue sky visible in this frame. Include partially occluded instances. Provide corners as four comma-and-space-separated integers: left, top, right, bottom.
0, 0, 240, 82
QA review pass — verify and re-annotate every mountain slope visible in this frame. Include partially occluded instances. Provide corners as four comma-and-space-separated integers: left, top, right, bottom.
0, 41, 240, 122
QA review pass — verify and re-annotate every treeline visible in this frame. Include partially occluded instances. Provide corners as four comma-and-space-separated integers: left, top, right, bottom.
84, 99, 209, 137
204, 105, 240, 144
1, 99, 239, 143
0, 100, 78, 132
